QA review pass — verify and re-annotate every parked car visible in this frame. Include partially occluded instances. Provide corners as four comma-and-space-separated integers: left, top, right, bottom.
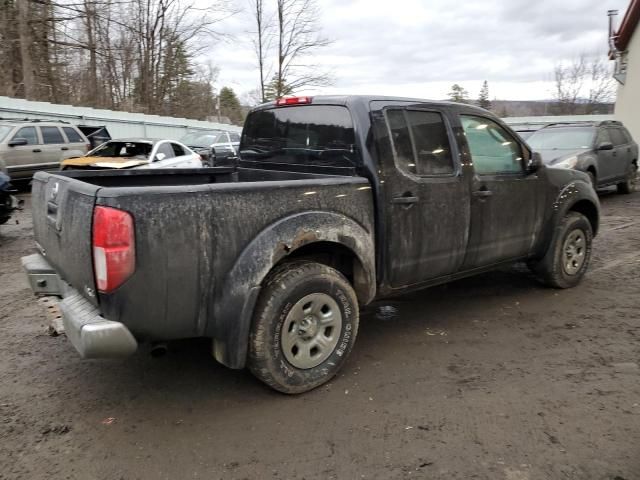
61, 138, 202, 170
179, 130, 240, 166
0, 169, 21, 225
0, 119, 90, 181
527, 121, 638, 193
22, 95, 599, 394
508, 124, 543, 140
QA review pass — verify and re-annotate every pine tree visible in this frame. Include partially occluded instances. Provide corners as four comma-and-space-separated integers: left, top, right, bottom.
477, 80, 491, 110
448, 84, 469, 103
264, 74, 294, 101
218, 87, 244, 125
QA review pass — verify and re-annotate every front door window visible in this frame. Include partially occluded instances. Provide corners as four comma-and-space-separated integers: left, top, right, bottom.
461, 116, 523, 175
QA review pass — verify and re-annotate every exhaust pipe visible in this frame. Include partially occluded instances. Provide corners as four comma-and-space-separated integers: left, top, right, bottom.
150, 342, 168, 358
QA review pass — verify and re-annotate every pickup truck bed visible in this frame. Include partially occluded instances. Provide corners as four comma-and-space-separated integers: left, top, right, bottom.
28, 167, 375, 368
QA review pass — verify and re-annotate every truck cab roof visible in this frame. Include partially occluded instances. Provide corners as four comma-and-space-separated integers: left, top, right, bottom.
253, 95, 492, 115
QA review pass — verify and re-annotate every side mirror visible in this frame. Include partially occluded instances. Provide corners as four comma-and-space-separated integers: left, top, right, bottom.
8, 138, 28, 147
528, 152, 544, 173
597, 142, 614, 151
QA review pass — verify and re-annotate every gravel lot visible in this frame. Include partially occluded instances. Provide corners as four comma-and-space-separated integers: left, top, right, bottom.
1, 189, 639, 480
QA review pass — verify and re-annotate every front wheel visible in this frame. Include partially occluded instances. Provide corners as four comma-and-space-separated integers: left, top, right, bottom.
617, 162, 637, 194
529, 212, 593, 289
248, 260, 359, 394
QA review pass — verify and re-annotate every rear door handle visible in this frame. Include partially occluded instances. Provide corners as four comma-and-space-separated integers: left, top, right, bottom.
32, 149, 42, 153
391, 196, 419, 204
473, 189, 493, 198
61, 147, 69, 151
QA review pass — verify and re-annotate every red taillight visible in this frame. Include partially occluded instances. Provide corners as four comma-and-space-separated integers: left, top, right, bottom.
92, 206, 135, 293
275, 96, 312, 106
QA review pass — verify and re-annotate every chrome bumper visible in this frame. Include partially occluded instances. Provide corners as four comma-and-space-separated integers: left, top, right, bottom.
21, 253, 137, 358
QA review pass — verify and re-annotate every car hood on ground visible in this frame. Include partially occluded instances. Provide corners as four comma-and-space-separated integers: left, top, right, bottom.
538, 148, 592, 165
62, 156, 149, 169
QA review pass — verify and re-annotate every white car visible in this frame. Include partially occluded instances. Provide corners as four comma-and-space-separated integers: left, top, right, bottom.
61, 138, 202, 170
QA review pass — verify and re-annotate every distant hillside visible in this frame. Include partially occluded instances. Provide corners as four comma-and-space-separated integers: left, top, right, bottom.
491, 100, 614, 117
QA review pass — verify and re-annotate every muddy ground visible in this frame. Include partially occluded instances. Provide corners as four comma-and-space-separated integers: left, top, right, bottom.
1, 189, 639, 480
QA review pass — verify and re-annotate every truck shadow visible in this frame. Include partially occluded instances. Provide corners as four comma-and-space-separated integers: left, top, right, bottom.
56, 264, 545, 406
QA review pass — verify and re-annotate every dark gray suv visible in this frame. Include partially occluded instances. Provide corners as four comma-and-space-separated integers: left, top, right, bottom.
527, 121, 638, 194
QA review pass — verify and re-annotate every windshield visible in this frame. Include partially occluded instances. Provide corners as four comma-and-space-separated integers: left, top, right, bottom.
88, 141, 153, 159
527, 127, 595, 150
240, 105, 358, 168
179, 131, 222, 147
0, 126, 13, 143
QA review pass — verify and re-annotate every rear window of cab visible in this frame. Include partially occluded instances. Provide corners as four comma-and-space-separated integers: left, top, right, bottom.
240, 105, 358, 168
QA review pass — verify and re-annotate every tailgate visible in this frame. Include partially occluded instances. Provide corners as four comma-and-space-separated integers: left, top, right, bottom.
32, 172, 100, 305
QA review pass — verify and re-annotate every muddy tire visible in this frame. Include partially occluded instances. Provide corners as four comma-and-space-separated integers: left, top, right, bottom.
587, 171, 597, 189
248, 260, 359, 394
529, 212, 593, 289
617, 162, 637, 194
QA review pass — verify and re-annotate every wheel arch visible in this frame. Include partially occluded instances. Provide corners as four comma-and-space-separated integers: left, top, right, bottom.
210, 211, 376, 369
568, 199, 599, 236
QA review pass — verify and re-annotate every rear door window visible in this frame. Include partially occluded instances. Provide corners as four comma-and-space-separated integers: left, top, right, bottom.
63, 127, 84, 143
155, 143, 175, 160
40, 126, 65, 144
241, 105, 358, 168
609, 128, 626, 146
386, 109, 455, 176
12, 126, 38, 145
171, 143, 186, 157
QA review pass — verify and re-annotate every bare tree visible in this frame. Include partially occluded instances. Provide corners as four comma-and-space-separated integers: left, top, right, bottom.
249, 0, 271, 103
274, 0, 332, 98
554, 55, 587, 114
586, 57, 615, 113
553, 54, 615, 114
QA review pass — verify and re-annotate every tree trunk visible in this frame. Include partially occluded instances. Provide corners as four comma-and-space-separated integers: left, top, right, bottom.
80, 1, 99, 106
17, 0, 35, 99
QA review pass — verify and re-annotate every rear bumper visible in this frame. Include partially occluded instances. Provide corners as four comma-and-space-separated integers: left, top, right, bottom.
21, 253, 137, 358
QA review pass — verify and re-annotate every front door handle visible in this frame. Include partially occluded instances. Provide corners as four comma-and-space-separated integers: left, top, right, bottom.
32, 149, 42, 153
61, 147, 69, 151
472, 189, 493, 198
391, 195, 419, 204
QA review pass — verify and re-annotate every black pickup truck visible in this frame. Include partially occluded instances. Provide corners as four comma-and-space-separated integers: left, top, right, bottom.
22, 96, 600, 393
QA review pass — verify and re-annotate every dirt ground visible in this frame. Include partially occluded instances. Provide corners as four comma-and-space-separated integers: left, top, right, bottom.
1, 189, 639, 480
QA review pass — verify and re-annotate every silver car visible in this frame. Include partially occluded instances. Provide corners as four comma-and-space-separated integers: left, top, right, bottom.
179, 130, 240, 167
0, 120, 89, 181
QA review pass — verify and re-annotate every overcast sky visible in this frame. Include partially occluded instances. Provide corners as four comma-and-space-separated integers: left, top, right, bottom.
205, 0, 630, 103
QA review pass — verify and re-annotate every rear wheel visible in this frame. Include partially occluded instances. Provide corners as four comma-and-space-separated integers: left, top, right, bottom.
248, 260, 359, 394
529, 212, 593, 289
617, 162, 637, 194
